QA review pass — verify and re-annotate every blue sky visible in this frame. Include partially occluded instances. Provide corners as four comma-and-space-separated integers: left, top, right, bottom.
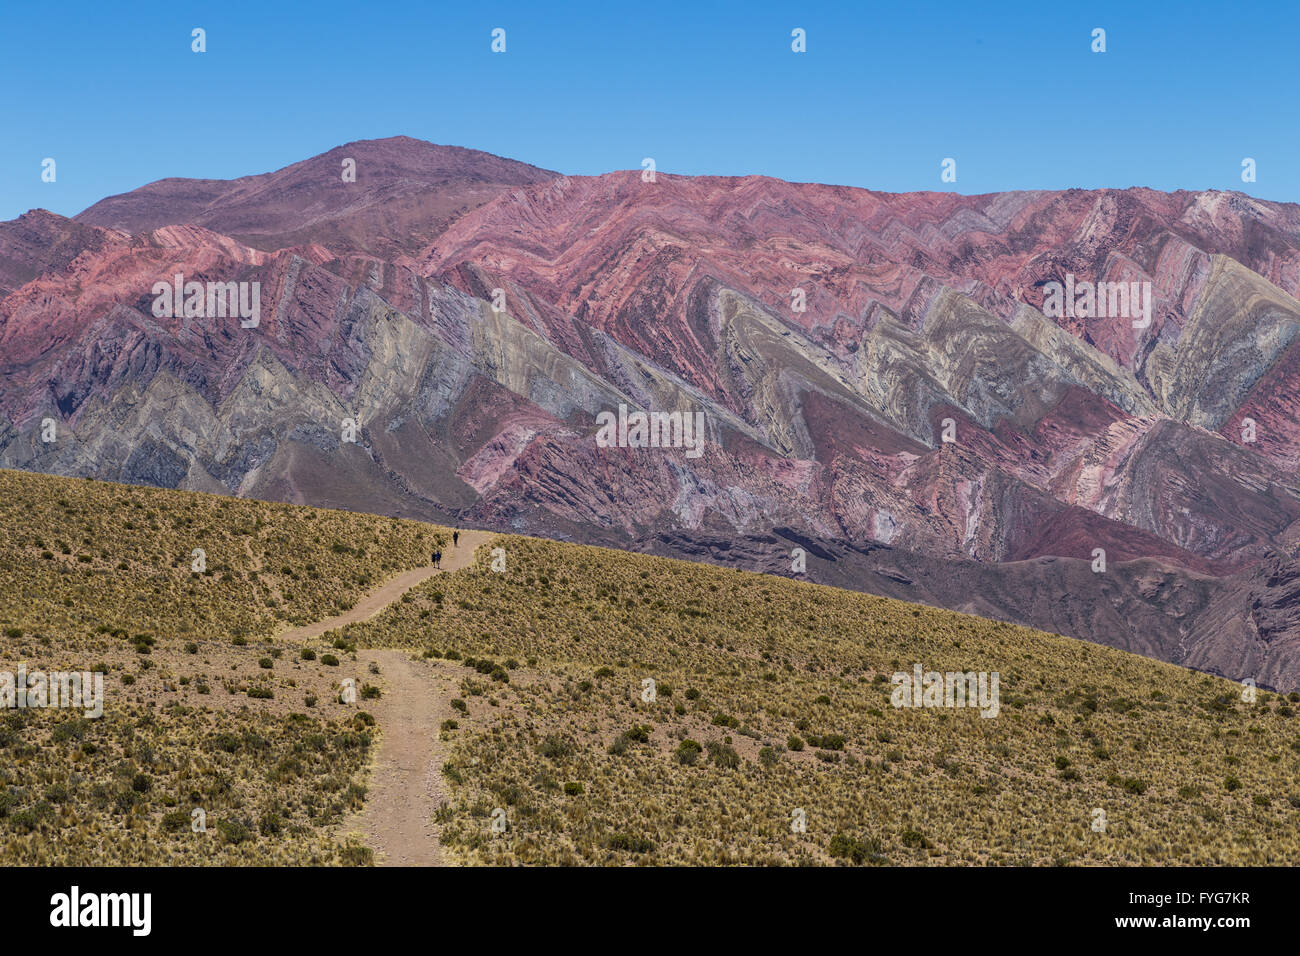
2, 0, 1297, 221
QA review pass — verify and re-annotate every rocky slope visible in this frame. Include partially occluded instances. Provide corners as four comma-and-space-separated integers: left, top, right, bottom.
77, 136, 558, 259
4, 138, 1300, 689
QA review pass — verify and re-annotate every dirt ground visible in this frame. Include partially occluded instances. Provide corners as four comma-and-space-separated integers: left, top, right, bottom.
284, 529, 494, 866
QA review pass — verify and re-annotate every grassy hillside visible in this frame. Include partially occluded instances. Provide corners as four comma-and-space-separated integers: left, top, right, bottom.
0, 468, 444, 864
345, 536, 1300, 866
1, 468, 1297, 866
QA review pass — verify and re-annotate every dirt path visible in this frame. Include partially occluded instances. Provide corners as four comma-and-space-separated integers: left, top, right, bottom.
279, 528, 493, 866
277, 530, 492, 643
351, 648, 463, 866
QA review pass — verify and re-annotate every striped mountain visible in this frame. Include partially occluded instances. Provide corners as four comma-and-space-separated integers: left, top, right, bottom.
4, 137, 1300, 689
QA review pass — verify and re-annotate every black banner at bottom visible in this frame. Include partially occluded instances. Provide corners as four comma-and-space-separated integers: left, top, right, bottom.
2, 865, 1273, 942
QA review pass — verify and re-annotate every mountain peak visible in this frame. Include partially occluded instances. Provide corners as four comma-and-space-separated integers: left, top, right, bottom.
74, 138, 560, 258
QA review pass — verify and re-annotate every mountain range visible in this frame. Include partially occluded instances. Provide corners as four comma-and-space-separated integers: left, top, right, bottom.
4, 135, 1300, 689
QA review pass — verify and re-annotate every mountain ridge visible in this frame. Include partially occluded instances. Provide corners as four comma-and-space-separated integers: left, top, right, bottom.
75, 136, 561, 259
6, 137, 1300, 689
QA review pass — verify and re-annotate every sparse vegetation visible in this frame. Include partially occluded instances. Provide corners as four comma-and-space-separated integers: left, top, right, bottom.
346, 533, 1300, 866
0, 470, 443, 864
4, 471, 1298, 866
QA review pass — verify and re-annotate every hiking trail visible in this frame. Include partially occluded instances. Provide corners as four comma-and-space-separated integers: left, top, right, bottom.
277, 529, 491, 643
281, 528, 494, 866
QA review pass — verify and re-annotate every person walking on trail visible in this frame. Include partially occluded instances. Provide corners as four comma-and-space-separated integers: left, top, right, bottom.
453, 530, 459, 548
433, 550, 442, 569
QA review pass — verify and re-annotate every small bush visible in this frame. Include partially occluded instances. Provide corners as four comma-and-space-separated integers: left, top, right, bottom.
605, 833, 655, 853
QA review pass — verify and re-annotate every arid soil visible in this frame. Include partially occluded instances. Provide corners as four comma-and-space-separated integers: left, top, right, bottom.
293, 530, 494, 866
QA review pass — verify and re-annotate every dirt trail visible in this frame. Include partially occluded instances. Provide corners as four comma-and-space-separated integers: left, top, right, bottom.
278, 530, 491, 643
280, 529, 493, 866
351, 648, 464, 865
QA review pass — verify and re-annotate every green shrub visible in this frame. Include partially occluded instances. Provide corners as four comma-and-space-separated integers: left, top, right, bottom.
828, 833, 884, 864
217, 819, 252, 845
539, 735, 575, 759
707, 741, 740, 769
901, 829, 931, 848
605, 833, 655, 853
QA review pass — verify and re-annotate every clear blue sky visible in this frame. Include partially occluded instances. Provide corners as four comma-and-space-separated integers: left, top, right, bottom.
2, 0, 1297, 221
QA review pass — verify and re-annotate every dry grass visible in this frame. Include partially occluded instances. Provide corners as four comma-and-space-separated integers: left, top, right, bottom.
4, 468, 1298, 866
0, 468, 444, 864
347, 535, 1300, 866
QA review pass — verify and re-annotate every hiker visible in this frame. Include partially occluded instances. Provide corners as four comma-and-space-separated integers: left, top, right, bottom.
433, 550, 442, 568
453, 530, 459, 548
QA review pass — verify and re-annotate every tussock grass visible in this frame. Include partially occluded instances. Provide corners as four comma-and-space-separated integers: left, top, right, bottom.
5, 469, 1297, 866
0, 469, 444, 864
351, 535, 1300, 866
